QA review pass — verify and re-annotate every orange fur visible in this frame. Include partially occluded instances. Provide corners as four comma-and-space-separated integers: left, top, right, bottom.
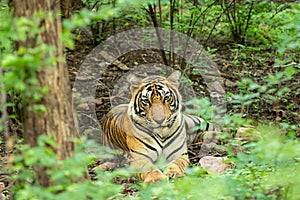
101, 71, 218, 182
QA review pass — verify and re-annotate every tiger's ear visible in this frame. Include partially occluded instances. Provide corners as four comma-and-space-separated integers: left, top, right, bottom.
167, 70, 181, 88
127, 74, 142, 93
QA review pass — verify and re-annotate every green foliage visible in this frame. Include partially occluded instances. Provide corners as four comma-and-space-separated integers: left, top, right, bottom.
63, 0, 150, 44
97, 125, 298, 200
216, 0, 255, 44
0, 0, 299, 199
274, 4, 300, 54
222, 2, 299, 125
6, 127, 298, 200
185, 97, 216, 121
61, 0, 300, 48
230, 125, 300, 199
0, 2, 57, 115
6, 136, 126, 200
0, 1, 13, 54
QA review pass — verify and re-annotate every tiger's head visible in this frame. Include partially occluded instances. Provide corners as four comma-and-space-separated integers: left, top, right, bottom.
127, 71, 182, 128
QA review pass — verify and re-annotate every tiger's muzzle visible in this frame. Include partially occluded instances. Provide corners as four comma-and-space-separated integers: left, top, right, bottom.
148, 102, 171, 125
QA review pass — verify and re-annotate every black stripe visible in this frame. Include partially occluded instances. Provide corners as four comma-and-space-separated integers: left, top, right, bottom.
186, 114, 212, 132
166, 140, 186, 161
135, 93, 145, 116
169, 90, 179, 112
133, 93, 140, 114
129, 115, 163, 149
164, 118, 184, 147
186, 115, 202, 135
184, 120, 189, 131
167, 115, 177, 128
161, 117, 182, 143
205, 122, 209, 131
133, 136, 159, 158
187, 114, 200, 125
131, 150, 155, 164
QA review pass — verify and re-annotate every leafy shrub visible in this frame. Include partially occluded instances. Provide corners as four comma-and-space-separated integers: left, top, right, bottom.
3, 136, 129, 200
3, 125, 298, 200
1, 1, 299, 200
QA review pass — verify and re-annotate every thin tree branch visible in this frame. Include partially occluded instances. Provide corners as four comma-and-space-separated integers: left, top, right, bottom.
145, 4, 168, 65
0, 48, 9, 153
158, 0, 162, 26
180, 0, 218, 70
243, 1, 254, 42
169, 0, 176, 66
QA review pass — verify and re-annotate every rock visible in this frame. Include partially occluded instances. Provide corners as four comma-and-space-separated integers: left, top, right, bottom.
0, 182, 6, 200
77, 102, 90, 110
0, 193, 5, 200
198, 143, 217, 158
93, 162, 118, 171
198, 156, 231, 174
235, 126, 256, 141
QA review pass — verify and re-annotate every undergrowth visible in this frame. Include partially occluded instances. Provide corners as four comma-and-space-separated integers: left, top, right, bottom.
0, 124, 298, 199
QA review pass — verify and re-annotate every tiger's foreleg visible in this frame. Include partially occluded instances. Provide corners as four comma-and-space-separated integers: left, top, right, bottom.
131, 152, 189, 181
125, 135, 167, 183
162, 131, 190, 178
129, 151, 167, 183
165, 153, 189, 178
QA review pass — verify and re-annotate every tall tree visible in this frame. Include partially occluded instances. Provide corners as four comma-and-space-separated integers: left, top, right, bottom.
13, 0, 78, 186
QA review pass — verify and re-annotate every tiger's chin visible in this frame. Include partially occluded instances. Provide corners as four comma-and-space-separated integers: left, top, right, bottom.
148, 122, 169, 129
133, 118, 169, 129
145, 116, 177, 129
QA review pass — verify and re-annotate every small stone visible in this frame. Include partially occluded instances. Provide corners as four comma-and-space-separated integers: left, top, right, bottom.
235, 126, 256, 141
0, 182, 6, 200
93, 162, 118, 171
77, 102, 90, 110
198, 156, 231, 174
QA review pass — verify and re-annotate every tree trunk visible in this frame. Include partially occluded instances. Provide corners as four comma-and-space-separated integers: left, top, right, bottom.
13, 0, 78, 187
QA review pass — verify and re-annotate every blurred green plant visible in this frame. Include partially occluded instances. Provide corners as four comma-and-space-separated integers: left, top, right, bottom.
5, 136, 129, 200
0, 0, 299, 199
0, 2, 56, 115
2, 124, 297, 200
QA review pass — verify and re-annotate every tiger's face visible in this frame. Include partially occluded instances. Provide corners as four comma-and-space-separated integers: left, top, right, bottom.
127, 71, 182, 128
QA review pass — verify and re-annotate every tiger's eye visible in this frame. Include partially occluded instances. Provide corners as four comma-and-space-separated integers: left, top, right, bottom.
164, 95, 171, 101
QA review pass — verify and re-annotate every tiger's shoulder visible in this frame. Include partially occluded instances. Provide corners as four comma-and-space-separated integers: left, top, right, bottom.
105, 104, 128, 118
101, 104, 131, 151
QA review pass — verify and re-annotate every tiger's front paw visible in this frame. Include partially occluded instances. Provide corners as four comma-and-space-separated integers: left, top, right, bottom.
165, 165, 185, 178
142, 169, 167, 183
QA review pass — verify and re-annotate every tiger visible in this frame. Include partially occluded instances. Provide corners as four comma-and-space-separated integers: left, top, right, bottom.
101, 70, 219, 183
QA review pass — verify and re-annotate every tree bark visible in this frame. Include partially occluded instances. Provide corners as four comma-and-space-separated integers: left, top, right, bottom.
13, 0, 78, 187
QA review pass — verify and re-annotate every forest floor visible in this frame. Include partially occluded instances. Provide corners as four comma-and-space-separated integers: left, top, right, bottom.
65, 30, 299, 169
61, 32, 299, 195
0, 29, 299, 194
66, 31, 299, 134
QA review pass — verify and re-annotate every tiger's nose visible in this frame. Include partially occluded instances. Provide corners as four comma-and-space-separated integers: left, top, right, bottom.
153, 117, 165, 124
150, 103, 166, 124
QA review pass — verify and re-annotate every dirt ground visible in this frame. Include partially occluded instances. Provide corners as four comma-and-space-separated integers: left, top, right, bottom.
67, 31, 299, 131
65, 30, 299, 167
0, 27, 298, 197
